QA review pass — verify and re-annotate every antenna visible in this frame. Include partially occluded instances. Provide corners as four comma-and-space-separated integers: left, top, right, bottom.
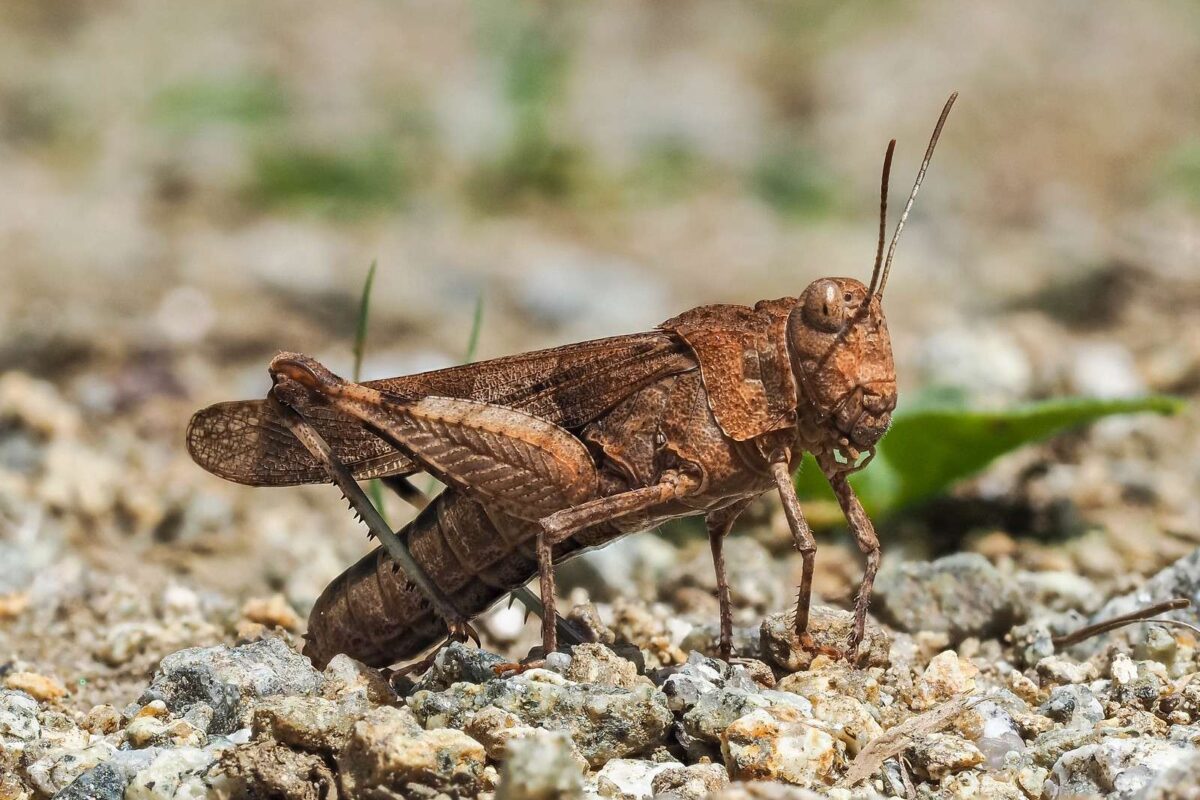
872, 91, 957, 300
866, 139, 896, 298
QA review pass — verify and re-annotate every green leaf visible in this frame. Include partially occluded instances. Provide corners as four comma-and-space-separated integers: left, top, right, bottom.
795, 395, 1185, 521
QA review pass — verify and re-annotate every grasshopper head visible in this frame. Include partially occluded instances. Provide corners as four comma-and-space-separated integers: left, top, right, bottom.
787, 277, 896, 454
787, 92, 957, 459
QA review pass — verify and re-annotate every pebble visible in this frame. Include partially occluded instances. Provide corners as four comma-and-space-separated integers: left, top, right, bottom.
915, 651, 979, 708
251, 695, 350, 753
408, 669, 673, 767
124, 746, 216, 800
338, 705, 487, 799
0, 690, 40, 748
759, 607, 890, 672
875, 553, 1025, 643
660, 651, 758, 714
1044, 737, 1191, 799
411, 640, 509, 693
139, 637, 323, 734
905, 732, 985, 781
1039, 684, 1105, 731
239, 594, 301, 631
564, 642, 652, 689
54, 762, 126, 800
650, 762, 730, 800
321, 653, 395, 707
1036, 655, 1099, 686
3, 672, 67, 702
496, 729, 585, 800
209, 738, 337, 799
592, 758, 674, 799
721, 705, 845, 788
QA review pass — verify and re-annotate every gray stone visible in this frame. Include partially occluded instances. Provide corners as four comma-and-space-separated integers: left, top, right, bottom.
760, 607, 890, 671
875, 553, 1025, 643
338, 705, 487, 799
408, 668, 672, 767
139, 637, 323, 734
53, 762, 125, 800
1039, 685, 1105, 729
0, 689, 40, 747
208, 739, 337, 800
251, 695, 350, 753
1090, 547, 1200, 629
1044, 737, 1192, 799
659, 651, 757, 714
124, 746, 216, 800
649, 762, 729, 800
591, 757, 672, 798
495, 729, 585, 800
412, 641, 508, 693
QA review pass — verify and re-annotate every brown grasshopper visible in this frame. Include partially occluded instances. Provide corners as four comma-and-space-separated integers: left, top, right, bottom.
187, 94, 957, 669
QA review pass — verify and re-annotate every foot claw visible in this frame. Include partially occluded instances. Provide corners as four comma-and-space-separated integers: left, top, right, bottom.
797, 631, 843, 660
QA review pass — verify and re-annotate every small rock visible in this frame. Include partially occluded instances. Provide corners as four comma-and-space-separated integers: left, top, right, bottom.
125, 747, 215, 800
1035, 655, 1098, 686
956, 699, 1025, 768
408, 669, 673, 767
0, 690, 40, 747
915, 651, 979, 708
875, 554, 1025, 643
705, 784, 825, 799
592, 758, 672, 799
659, 651, 757, 714
564, 643, 651, 689
210, 739, 337, 800
721, 706, 845, 788
936, 772, 1025, 799
412, 641, 508, 693
239, 594, 301, 631
650, 762, 730, 800
1138, 748, 1200, 800
496, 730, 585, 800
81, 704, 122, 735
252, 695, 350, 753
1044, 737, 1191, 799
139, 637, 323, 735
338, 705, 487, 799
321, 653, 395, 707
759, 607, 890, 672
679, 683, 811, 759
906, 732, 985, 782
463, 705, 540, 759
1039, 684, 1105, 729
4, 672, 67, 702
54, 762, 126, 800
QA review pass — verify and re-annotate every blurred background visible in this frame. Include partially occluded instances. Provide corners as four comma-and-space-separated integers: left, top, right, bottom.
1, 0, 1199, 705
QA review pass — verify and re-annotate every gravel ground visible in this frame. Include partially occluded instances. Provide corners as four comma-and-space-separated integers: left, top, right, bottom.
0, 357, 1198, 799
3, 3, 1200, 798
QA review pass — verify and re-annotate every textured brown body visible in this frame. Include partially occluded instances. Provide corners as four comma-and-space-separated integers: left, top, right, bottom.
304, 355, 789, 668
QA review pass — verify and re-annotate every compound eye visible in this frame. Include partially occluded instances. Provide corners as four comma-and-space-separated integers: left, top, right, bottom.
802, 279, 845, 333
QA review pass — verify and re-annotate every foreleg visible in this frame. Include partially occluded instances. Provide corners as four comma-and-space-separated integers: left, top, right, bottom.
819, 453, 879, 657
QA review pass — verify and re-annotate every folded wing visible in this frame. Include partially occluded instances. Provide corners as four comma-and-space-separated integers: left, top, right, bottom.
187, 332, 696, 486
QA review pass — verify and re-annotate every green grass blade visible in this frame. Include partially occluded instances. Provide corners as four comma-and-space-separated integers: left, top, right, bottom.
352, 260, 377, 383
351, 260, 385, 521
464, 293, 485, 364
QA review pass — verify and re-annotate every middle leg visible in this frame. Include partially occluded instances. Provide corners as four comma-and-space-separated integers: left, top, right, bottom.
534, 472, 700, 653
